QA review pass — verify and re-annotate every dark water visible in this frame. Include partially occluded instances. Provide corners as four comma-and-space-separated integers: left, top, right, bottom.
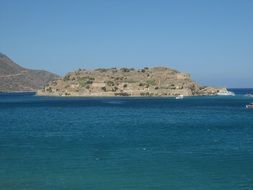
0, 92, 253, 190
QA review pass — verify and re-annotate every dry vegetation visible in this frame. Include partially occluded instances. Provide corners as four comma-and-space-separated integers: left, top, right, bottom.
37, 67, 226, 97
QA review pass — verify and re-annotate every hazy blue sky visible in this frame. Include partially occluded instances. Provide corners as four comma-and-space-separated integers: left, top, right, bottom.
0, 0, 252, 87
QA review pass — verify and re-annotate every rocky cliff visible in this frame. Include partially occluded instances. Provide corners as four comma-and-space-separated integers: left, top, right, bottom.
0, 53, 59, 92
37, 67, 227, 97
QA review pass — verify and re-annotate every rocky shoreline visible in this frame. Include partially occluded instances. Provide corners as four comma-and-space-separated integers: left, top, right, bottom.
37, 67, 228, 97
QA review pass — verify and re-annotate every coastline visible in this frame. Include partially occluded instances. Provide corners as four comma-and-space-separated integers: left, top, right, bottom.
34, 93, 233, 98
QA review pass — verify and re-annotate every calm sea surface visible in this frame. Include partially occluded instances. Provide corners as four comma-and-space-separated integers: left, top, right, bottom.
0, 90, 253, 190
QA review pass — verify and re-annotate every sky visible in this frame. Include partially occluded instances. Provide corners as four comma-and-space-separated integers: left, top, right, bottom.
0, 0, 252, 88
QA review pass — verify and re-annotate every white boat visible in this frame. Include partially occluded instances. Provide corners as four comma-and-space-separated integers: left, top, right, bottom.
217, 91, 235, 96
246, 103, 253, 109
176, 95, 184, 99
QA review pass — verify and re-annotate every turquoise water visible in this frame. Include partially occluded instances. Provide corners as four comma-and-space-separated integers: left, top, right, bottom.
0, 92, 253, 190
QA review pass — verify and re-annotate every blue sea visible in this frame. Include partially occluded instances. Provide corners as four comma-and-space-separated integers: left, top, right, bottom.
0, 89, 253, 190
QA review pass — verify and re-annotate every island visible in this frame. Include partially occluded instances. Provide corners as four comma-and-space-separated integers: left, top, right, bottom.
37, 67, 228, 97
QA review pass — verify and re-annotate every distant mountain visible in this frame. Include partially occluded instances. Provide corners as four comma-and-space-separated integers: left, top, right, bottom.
0, 53, 59, 92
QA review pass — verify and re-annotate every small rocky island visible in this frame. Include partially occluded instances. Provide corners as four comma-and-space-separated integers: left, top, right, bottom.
37, 67, 228, 97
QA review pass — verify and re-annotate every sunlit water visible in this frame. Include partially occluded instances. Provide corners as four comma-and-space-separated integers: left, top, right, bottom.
0, 91, 253, 190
